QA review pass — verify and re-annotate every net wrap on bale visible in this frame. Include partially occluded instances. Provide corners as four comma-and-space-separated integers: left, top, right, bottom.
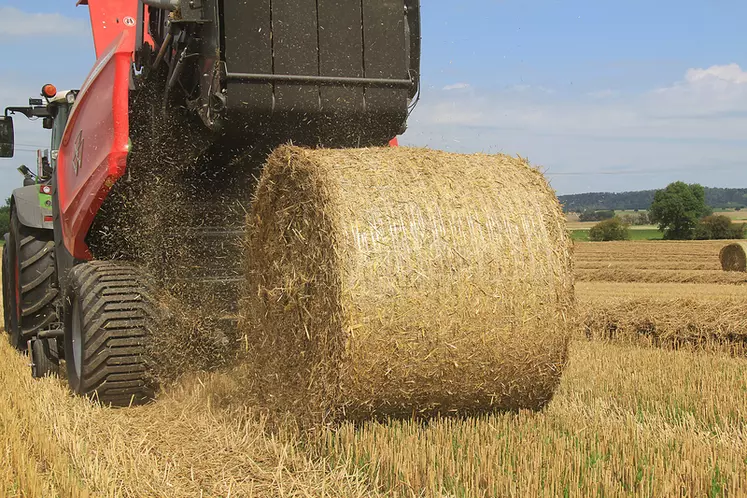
720, 242, 747, 272
242, 145, 575, 422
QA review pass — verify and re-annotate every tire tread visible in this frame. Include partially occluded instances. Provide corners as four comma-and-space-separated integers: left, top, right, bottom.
67, 261, 157, 406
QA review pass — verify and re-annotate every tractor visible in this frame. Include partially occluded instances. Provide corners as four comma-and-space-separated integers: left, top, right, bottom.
2, 87, 78, 378
0, 0, 421, 406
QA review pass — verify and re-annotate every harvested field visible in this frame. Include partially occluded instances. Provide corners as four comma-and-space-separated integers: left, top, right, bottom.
0, 337, 378, 497
323, 341, 747, 496
575, 240, 727, 258
4, 218, 747, 495
581, 297, 747, 354
577, 281, 747, 301
575, 240, 747, 353
574, 240, 747, 284
2, 325, 746, 496
575, 268, 747, 284
575, 260, 720, 271
244, 146, 573, 422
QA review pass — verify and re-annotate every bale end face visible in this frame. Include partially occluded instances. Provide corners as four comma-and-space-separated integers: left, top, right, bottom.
720, 242, 747, 272
242, 145, 575, 423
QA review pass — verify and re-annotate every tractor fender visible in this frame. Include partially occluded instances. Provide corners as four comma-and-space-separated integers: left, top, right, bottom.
11, 185, 54, 231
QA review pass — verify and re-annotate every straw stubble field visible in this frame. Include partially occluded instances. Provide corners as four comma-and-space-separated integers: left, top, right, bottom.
577, 241, 747, 353
2, 237, 747, 496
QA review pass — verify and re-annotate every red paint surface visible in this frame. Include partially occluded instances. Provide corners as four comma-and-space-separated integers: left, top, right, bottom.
56, 30, 133, 260
389, 137, 399, 147
78, 0, 139, 59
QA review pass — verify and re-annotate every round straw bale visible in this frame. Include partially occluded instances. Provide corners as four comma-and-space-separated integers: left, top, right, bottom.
720, 242, 747, 272
242, 145, 575, 422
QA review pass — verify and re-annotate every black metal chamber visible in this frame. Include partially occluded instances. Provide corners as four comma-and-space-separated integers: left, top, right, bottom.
219, 0, 419, 147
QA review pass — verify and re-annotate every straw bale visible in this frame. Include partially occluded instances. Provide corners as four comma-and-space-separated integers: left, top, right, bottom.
242, 145, 574, 422
719, 242, 747, 272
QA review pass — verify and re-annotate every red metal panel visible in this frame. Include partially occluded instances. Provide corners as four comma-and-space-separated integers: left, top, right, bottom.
56, 30, 133, 260
78, 0, 139, 58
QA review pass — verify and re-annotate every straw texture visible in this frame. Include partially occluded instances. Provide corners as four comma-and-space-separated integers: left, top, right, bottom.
720, 242, 747, 272
582, 297, 747, 355
242, 145, 574, 422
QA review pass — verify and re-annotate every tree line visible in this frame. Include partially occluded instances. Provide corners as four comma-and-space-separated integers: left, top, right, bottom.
560, 187, 747, 212
585, 182, 746, 241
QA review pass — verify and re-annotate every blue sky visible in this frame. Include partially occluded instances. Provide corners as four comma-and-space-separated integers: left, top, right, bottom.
1, 0, 746, 200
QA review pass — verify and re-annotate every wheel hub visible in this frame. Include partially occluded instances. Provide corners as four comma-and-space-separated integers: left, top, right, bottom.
71, 296, 83, 381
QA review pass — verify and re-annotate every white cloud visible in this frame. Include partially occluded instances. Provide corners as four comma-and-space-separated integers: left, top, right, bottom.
650, 63, 747, 117
418, 64, 747, 141
442, 83, 470, 91
402, 64, 747, 194
685, 63, 747, 85
0, 7, 88, 37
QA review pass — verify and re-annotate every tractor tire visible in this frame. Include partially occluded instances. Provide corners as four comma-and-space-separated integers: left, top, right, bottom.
8, 211, 59, 350
64, 261, 158, 406
30, 338, 59, 378
2, 234, 10, 334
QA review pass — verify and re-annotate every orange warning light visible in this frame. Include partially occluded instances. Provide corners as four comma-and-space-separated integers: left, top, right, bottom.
42, 84, 57, 98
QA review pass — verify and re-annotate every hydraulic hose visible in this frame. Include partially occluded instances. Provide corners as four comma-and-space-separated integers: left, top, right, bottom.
141, 0, 179, 10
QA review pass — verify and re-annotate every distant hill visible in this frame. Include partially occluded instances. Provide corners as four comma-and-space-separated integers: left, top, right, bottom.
559, 187, 747, 212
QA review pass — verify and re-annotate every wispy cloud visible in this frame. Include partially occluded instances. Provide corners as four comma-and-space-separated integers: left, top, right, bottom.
0, 7, 88, 37
685, 63, 747, 85
418, 64, 747, 141
442, 83, 470, 91
403, 64, 747, 193
511, 84, 555, 94
651, 63, 747, 118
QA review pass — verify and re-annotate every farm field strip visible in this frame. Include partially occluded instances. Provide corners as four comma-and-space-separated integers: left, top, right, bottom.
573, 241, 742, 283
574, 240, 727, 254
576, 251, 724, 260
576, 261, 720, 271
577, 281, 747, 301
580, 296, 747, 354
575, 268, 747, 284
575, 239, 747, 354
576, 254, 720, 269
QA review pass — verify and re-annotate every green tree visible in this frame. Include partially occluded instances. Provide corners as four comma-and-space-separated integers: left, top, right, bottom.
579, 209, 616, 222
0, 197, 9, 239
693, 215, 730, 240
588, 217, 630, 242
649, 182, 711, 240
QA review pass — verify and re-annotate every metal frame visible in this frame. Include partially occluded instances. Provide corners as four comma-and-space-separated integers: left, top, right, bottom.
5, 106, 51, 119
225, 72, 414, 89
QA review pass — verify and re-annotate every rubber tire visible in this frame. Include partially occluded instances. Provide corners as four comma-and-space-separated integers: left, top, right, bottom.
2, 234, 10, 334
64, 261, 157, 406
31, 338, 59, 378
8, 211, 59, 351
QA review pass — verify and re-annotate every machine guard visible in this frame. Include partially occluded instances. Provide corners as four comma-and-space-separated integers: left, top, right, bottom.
56, 30, 133, 260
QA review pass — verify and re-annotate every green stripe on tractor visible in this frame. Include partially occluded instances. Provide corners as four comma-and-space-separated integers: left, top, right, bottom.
39, 193, 52, 211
